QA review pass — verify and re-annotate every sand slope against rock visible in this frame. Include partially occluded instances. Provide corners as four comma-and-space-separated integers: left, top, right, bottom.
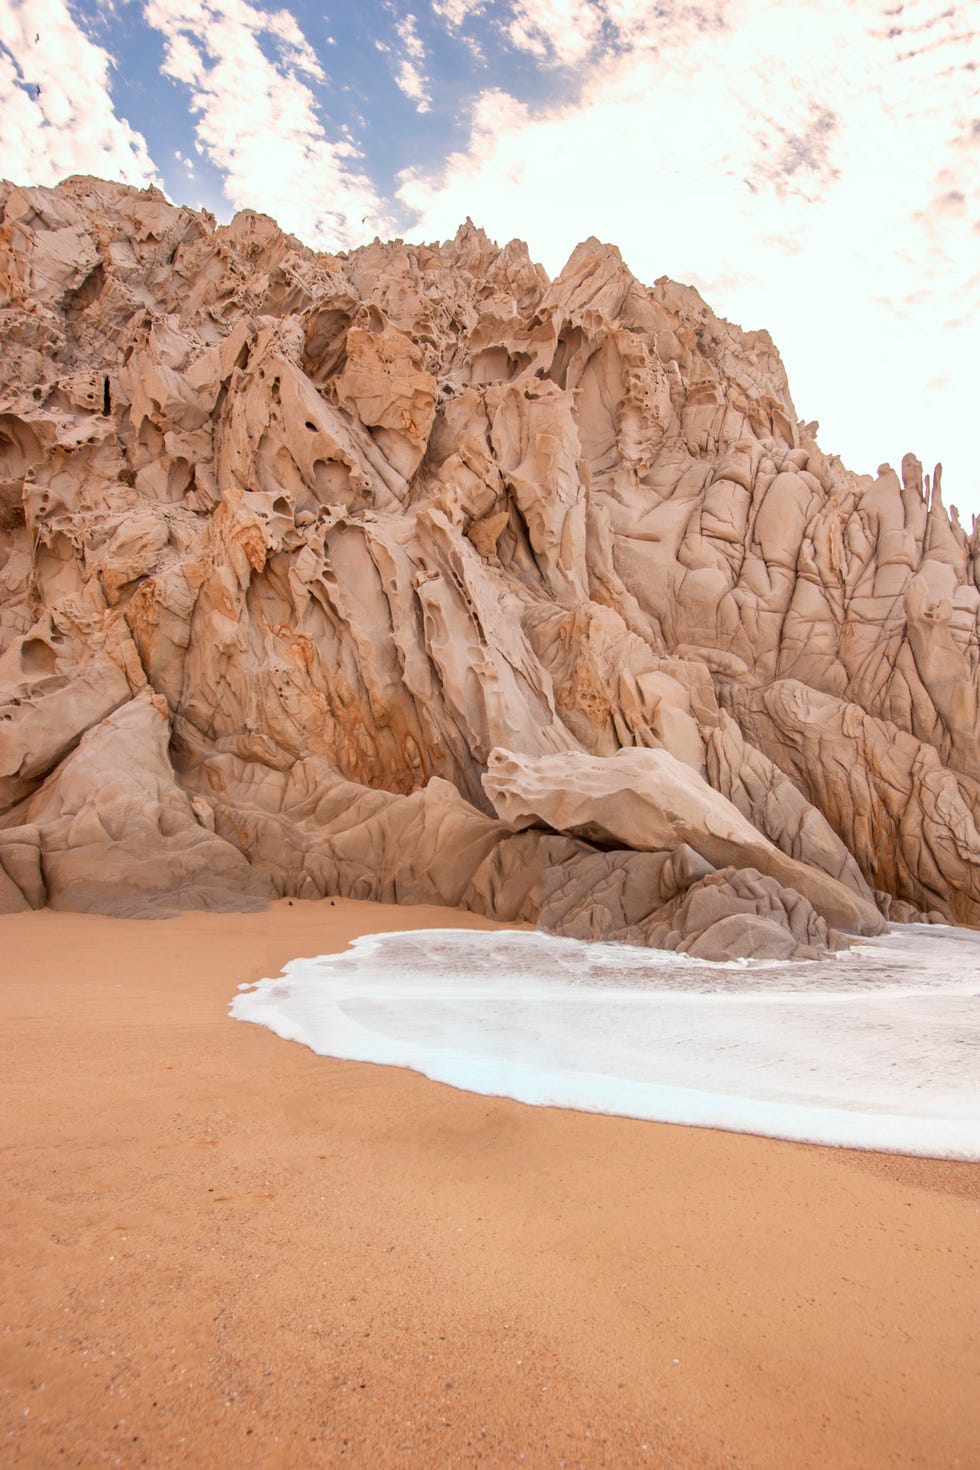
1, 174, 978, 955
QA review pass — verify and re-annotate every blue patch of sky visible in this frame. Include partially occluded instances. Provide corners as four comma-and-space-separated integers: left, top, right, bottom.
68, 0, 608, 228
318, 1, 602, 211
1, 50, 38, 101
69, 0, 229, 215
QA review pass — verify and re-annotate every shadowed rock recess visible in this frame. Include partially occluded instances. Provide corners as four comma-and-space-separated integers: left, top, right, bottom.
2, 176, 977, 957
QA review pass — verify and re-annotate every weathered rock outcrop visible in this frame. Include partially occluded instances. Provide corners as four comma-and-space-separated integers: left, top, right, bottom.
482, 746, 882, 935
1, 174, 976, 954
0, 690, 267, 916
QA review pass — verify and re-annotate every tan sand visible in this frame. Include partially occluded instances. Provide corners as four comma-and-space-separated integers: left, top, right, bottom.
1, 899, 977, 1470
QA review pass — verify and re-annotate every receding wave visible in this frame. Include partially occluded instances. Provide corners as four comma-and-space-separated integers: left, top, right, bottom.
230, 925, 980, 1160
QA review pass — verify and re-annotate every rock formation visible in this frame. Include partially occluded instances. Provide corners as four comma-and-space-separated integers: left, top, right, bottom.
1, 174, 976, 957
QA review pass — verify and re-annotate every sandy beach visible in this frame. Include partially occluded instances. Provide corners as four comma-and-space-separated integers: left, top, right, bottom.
1, 899, 977, 1470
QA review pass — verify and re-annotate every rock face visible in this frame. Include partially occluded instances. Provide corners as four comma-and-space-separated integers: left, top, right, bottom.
1, 175, 975, 956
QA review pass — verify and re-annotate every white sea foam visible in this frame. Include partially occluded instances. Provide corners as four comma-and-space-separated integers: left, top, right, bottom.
230, 924, 980, 1159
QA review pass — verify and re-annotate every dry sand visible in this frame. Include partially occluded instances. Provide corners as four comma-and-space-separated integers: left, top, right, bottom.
1, 899, 977, 1470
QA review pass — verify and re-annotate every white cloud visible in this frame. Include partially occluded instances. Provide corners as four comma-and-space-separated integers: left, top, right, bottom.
397, 12, 426, 60
0, 0, 159, 190
600, 0, 730, 49
507, 0, 604, 65
391, 12, 432, 113
393, 57, 430, 111
144, 0, 389, 247
431, 0, 489, 26
401, 0, 980, 513
433, 0, 730, 64
158, 28, 203, 85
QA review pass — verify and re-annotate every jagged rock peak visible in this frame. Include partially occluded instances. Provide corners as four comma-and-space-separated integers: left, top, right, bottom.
0, 174, 974, 955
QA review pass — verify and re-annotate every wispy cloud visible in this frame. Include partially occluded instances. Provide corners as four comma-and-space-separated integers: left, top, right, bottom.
431, 0, 489, 27
0, 0, 158, 190
376, 10, 432, 113
144, 0, 388, 247
507, 0, 604, 65
434, 0, 731, 63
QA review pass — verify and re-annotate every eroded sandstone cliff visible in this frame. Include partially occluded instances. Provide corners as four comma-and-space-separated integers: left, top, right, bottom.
2, 174, 977, 957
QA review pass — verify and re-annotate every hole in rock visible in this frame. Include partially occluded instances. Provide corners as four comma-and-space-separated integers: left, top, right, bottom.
65, 262, 105, 315
20, 638, 57, 677
313, 460, 352, 501
0, 500, 25, 532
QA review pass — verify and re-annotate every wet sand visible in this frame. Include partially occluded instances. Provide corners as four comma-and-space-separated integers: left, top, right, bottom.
1, 899, 977, 1469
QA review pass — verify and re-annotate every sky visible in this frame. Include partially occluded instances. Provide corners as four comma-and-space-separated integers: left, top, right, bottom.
0, 0, 977, 516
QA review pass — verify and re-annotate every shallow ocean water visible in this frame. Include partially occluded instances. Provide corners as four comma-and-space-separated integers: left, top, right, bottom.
230, 924, 980, 1159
